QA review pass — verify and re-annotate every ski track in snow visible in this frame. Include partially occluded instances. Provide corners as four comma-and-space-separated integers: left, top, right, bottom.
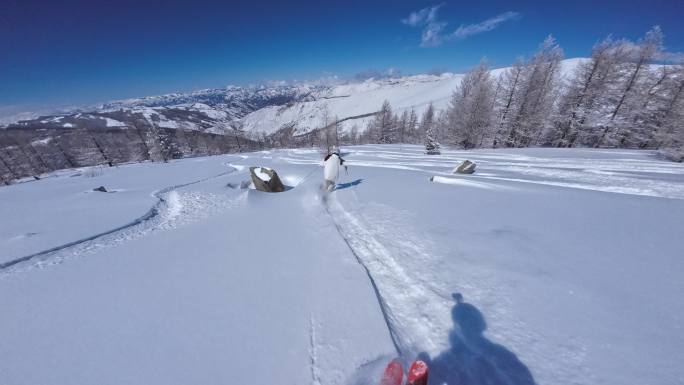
309, 315, 323, 385
325, 195, 451, 356
3, 146, 681, 385
320, 148, 684, 200
324, 190, 591, 385
305, 148, 607, 384
0, 168, 243, 275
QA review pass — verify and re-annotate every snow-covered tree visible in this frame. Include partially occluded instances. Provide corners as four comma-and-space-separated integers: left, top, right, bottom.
349, 124, 360, 145
407, 108, 419, 143
505, 36, 564, 147
397, 110, 409, 143
597, 26, 664, 147
493, 59, 525, 147
656, 65, 684, 159
317, 105, 338, 154
425, 126, 441, 154
446, 60, 496, 149
630, 66, 678, 148
422, 104, 440, 154
420, 103, 435, 136
377, 100, 397, 143
364, 100, 398, 144
550, 37, 627, 147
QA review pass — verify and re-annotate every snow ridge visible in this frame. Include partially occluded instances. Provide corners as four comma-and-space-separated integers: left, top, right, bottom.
0, 168, 240, 273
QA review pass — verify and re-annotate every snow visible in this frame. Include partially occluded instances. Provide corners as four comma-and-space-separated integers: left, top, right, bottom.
253, 167, 272, 181
30, 137, 52, 146
240, 73, 465, 136
0, 158, 232, 264
156, 117, 180, 129
2, 59, 591, 133
239, 59, 591, 137
189, 102, 229, 120
103, 117, 127, 127
2, 145, 684, 385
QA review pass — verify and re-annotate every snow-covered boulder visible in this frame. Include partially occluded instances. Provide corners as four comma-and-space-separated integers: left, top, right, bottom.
249, 167, 285, 192
454, 160, 476, 174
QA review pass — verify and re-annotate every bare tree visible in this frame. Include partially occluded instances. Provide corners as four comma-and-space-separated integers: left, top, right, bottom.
446, 60, 496, 149
367, 100, 396, 143
318, 105, 333, 154
505, 36, 564, 147
598, 26, 663, 147
550, 37, 626, 147
407, 108, 419, 143
398, 110, 409, 144
420, 103, 435, 138
656, 65, 684, 159
493, 59, 525, 147
333, 115, 341, 148
349, 124, 359, 145
0, 151, 18, 182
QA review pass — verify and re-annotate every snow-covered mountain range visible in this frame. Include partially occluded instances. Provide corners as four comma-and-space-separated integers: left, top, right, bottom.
2, 59, 585, 138
3, 84, 328, 135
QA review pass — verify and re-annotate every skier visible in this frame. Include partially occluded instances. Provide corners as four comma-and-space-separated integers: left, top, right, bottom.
323, 151, 345, 191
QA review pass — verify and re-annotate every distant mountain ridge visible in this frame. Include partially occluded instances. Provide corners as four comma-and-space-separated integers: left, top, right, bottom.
2, 59, 587, 139
3, 84, 331, 135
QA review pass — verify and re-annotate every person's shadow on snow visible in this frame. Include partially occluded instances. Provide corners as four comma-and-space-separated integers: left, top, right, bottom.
418, 293, 536, 385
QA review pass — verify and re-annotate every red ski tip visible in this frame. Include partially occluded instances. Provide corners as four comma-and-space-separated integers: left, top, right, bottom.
407, 360, 429, 385
380, 359, 404, 385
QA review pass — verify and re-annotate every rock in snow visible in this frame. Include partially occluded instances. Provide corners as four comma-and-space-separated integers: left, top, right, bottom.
93, 186, 108, 192
454, 160, 476, 174
249, 167, 285, 192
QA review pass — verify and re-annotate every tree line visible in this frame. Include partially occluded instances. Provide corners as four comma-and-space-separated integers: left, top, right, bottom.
317, 27, 683, 160
0, 123, 257, 185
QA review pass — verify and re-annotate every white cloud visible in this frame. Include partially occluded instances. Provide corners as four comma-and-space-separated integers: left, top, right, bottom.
452, 11, 520, 40
401, 3, 443, 27
402, 5, 520, 47
421, 21, 447, 47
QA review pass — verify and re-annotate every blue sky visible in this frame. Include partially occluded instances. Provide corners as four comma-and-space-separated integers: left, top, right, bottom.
1, 0, 682, 110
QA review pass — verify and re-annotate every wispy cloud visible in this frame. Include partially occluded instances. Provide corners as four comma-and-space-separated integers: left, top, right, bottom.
452, 11, 520, 40
401, 3, 443, 27
402, 5, 520, 47
421, 21, 448, 47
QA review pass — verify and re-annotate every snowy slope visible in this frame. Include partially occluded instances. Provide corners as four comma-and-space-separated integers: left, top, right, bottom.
3, 59, 587, 137
241, 74, 462, 136
0, 159, 235, 265
0, 152, 396, 385
2, 145, 683, 385
3, 84, 328, 135
240, 59, 587, 137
